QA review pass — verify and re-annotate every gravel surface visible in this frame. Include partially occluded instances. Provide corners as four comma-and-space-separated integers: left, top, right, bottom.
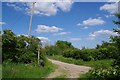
47, 59, 91, 78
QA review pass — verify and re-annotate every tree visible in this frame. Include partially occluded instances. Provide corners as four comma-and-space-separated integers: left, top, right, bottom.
111, 13, 120, 68
56, 40, 74, 50
2, 30, 45, 65
2, 30, 17, 62
55, 40, 74, 55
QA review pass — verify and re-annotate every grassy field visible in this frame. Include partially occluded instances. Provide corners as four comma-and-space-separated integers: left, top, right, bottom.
48, 55, 113, 69
2, 61, 56, 78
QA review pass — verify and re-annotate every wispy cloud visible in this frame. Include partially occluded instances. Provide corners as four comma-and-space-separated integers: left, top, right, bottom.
70, 38, 81, 41
0, 21, 6, 25
100, 3, 118, 14
105, 14, 114, 18
77, 18, 105, 29
53, 32, 71, 36
35, 25, 63, 33
88, 29, 118, 40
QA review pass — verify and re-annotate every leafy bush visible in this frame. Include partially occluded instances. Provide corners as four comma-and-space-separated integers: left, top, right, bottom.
63, 49, 91, 61
86, 67, 120, 79
63, 49, 73, 58
2, 30, 17, 62
2, 30, 46, 65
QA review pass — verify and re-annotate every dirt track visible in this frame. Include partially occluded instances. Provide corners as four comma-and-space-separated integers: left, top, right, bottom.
47, 59, 91, 78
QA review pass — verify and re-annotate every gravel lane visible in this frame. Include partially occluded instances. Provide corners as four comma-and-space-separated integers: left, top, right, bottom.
47, 59, 91, 78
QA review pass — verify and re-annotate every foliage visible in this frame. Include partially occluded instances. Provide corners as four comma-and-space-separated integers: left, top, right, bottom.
44, 40, 74, 56
81, 67, 120, 80
44, 45, 60, 56
46, 39, 117, 61
55, 40, 74, 51
63, 48, 91, 61
2, 30, 46, 66
111, 13, 120, 70
2, 30, 17, 62
79, 68, 120, 80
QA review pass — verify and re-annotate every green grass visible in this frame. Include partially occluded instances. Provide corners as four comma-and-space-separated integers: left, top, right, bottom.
2, 61, 56, 78
79, 72, 92, 80
53, 78, 66, 80
0, 64, 2, 79
53, 75, 66, 80
48, 55, 113, 69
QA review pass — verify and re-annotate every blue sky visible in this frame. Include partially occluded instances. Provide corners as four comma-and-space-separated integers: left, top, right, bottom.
1, 2, 118, 48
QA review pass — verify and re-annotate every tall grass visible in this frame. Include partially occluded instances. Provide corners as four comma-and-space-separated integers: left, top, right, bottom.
0, 64, 2, 79
48, 55, 113, 69
2, 61, 56, 78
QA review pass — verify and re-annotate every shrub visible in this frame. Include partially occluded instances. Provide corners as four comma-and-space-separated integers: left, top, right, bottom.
87, 67, 120, 79
63, 49, 73, 58
2, 30, 46, 66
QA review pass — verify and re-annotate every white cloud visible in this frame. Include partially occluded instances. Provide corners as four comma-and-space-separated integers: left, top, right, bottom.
17, 34, 28, 37
3, 0, 120, 2
37, 37, 50, 42
6, 3, 23, 11
70, 38, 81, 41
6, 0, 73, 16
77, 18, 105, 29
105, 14, 114, 18
100, 3, 118, 14
26, 2, 58, 16
4, 0, 73, 2
98, 17, 102, 19
0, 22, 6, 25
54, 32, 71, 35
35, 25, 63, 33
37, 37, 50, 47
108, 0, 120, 2
88, 29, 118, 40
55, 1, 73, 12
3, 0, 19, 2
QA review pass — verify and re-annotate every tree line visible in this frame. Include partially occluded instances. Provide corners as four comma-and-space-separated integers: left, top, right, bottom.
44, 39, 117, 61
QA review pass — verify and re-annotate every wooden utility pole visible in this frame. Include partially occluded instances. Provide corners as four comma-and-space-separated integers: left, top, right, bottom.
28, 2, 40, 65
38, 45, 40, 65
28, 2, 36, 37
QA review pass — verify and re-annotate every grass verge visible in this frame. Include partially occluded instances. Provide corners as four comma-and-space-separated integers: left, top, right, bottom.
2, 60, 56, 78
0, 64, 2, 79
